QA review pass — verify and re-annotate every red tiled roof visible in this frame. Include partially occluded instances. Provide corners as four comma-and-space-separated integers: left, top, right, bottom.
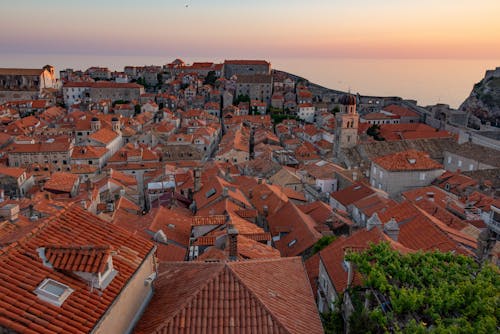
0, 206, 154, 333
71, 146, 107, 159
383, 104, 419, 117
191, 215, 226, 226
268, 201, 322, 257
88, 128, 118, 145
43, 172, 78, 193
372, 149, 442, 171
0, 166, 25, 179
43, 245, 111, 273
330, 182, 375, 207
134, 258, 323, 334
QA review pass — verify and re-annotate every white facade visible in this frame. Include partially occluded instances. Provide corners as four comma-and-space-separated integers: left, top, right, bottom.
298, 105, 315, 123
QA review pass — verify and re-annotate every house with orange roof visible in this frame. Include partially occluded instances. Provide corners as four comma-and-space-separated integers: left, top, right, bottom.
133, 257, 323, 334
370, 149, 444, 196
269, 166, 303, 192
0, 206, 156, 334
70, 145, 108, 169
382, 104, 420, 123
298, 103, 316, 123
267, 201, 323, 257
330, 182, 375, 212
215, 124, 250, 164
6, 136, 74, 169
43, 172, 80, 197
433, 170, 479, 198
0, 166, 35, 198
87, 127, 123, 162
351, 193, 397, 227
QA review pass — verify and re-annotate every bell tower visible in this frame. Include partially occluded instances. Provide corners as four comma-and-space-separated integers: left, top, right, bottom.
335, 94, 359, 157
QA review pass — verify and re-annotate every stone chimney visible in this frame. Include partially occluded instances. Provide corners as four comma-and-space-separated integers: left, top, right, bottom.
193, 168, 201, 192
227, 227, 239, 261
366, 213, 382, 230
383, 217, 400, 241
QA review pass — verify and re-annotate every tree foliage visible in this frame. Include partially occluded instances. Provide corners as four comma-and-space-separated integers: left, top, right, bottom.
343, 243, 499, 334
203, 71, 217, 86
234, 94, 250, 104
312, 235, 337, 254
366, 124, 385, 141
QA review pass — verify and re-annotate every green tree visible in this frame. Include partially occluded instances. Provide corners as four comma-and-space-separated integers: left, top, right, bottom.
343, 243, 500, 333
312, 235, 337, 254
234, 94, 250, 104
134, 104, 141, 116
204, 71, 217, 86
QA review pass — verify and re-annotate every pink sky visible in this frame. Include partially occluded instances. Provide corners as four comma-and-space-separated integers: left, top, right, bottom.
1, 0, 500, 59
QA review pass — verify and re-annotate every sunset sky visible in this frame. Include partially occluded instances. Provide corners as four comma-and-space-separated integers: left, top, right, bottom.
1, 0, 499, 59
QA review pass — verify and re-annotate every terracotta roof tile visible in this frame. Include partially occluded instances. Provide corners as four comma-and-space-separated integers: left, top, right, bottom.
134, 258, 322, 334
268, 202, 322, 257
330, 182, 375, 207
0, 206, 154, 333
88, 128, 118, 145
43, 172, 79, 193
43, 245, 111, 273
372, 149, 443, 171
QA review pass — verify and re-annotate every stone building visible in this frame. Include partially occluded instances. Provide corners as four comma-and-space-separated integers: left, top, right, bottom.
223, 60, 271, 78
0, 65, 57, 103
235, 74, 273, 106
0, 167, 35, 198
6, 138, 74, 168
370, 149, 445, 196
89, 82, 144, 102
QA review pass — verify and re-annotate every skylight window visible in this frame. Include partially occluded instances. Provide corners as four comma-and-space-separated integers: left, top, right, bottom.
34, 278, 74, 307
205, 188, 216, 198
288, 239, 297, 247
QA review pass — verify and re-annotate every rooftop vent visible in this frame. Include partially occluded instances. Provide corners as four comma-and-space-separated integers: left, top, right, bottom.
34, 278, 74, 307
407, 158, 417, 164
154, 229, 168, 243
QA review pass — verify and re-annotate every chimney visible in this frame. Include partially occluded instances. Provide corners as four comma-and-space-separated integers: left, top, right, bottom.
227, 226, 239, 261
257, 177, 262, 184
222, 187, 229, 198
263, 205, 269, 217
194, 168, 201, 192
383, 217, 400, 241
426, 192, 435, 202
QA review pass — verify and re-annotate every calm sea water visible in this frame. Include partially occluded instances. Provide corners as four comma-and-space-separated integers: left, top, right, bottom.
0, 53, 498, 108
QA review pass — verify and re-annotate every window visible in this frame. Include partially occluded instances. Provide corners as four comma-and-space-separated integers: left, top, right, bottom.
34, 278, 74, 307
469, 164, 474, 171
419, 172, 426, 181
447, 156, 452, 164
458, 160, 462, 167
379, 171, 383, 179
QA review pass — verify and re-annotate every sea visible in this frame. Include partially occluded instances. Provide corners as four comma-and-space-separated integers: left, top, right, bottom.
1, 53, 498, 109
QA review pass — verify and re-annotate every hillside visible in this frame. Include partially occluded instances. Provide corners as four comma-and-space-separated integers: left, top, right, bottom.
460, 67, 500, 126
